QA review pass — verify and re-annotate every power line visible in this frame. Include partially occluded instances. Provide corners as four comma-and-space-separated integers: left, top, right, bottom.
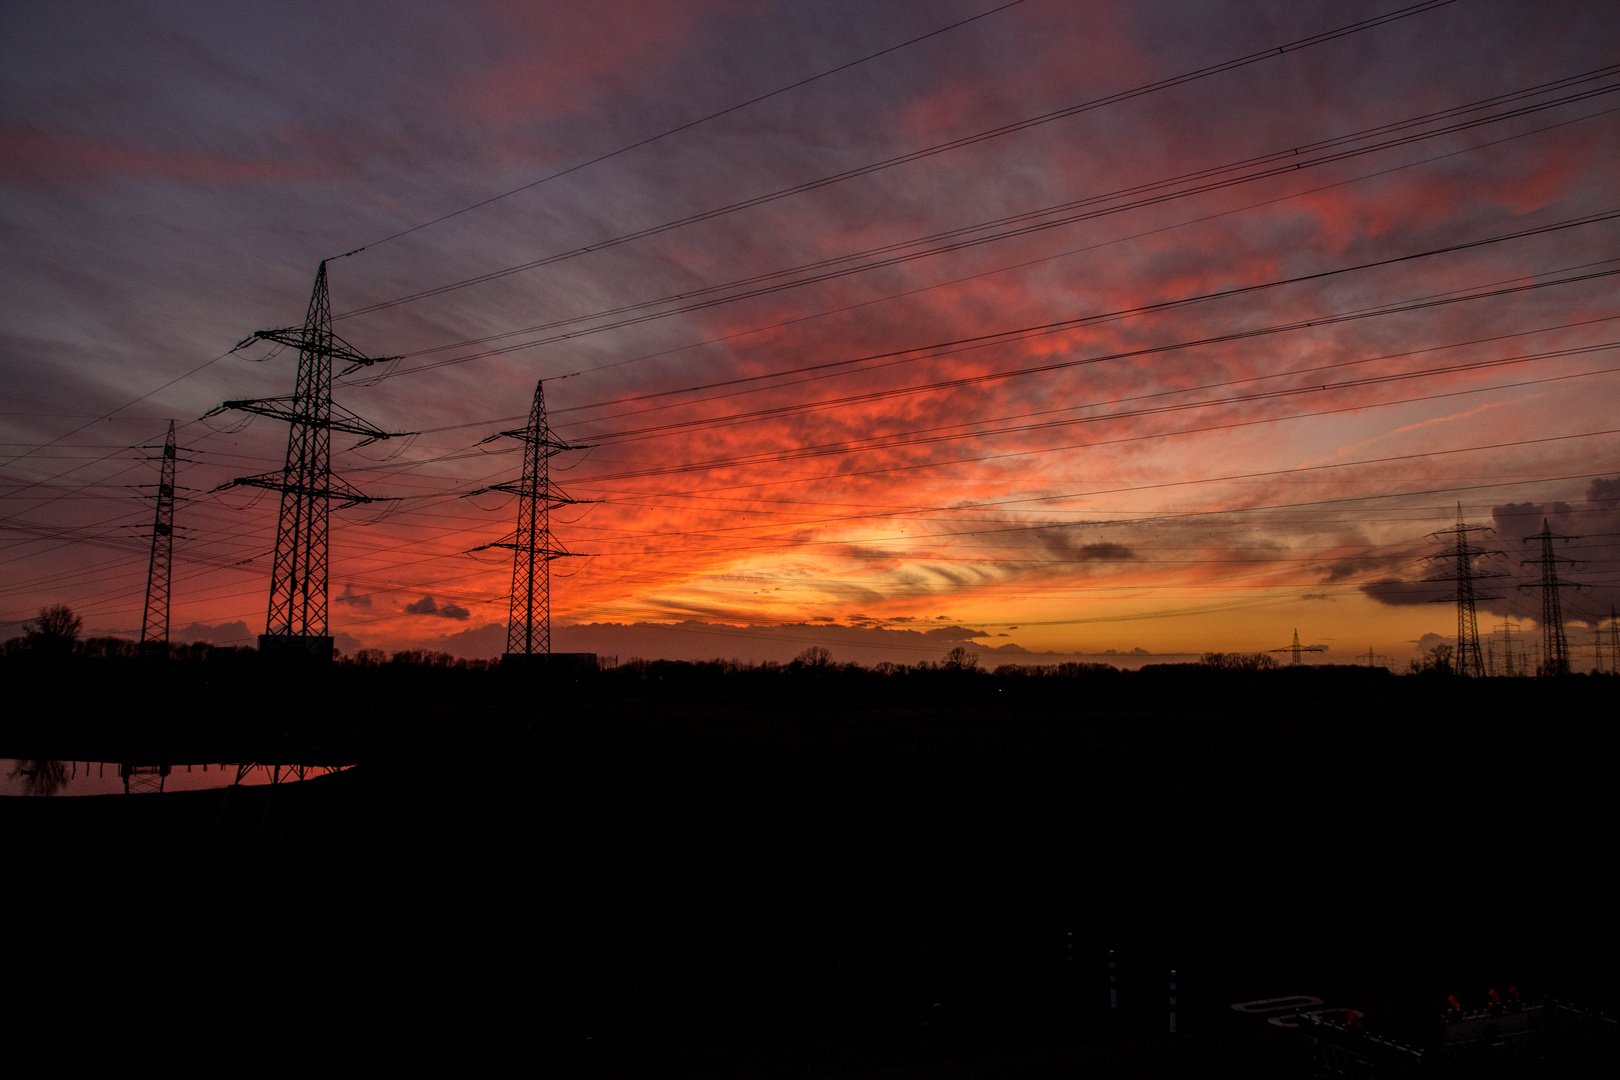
348, 67, 1620, 363
520, 101, 1620, 394
338, 0, 1032, 255
333, 0, 1461, 319
356, 209, 1620, 418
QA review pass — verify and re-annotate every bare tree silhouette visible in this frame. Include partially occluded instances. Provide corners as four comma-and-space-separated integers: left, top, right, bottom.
1411, 643, 1455, 674
796, 646, 834, 669
24, 604, 81, 658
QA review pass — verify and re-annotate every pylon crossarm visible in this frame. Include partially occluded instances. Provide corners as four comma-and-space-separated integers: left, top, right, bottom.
241, 325, 398, 370
215, 397, 405, 441
330, 401, 413, 445
468, 480, 597, 506
487, 544, 578, 559
490, 428, 595, 454
217, 473, 389, 507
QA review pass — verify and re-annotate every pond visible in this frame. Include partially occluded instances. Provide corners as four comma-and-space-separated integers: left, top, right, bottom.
1, 759, 353, 796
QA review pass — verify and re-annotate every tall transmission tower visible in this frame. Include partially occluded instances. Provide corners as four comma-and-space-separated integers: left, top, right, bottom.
209, 262, 404, 660
1608, 605, 1620, 675
1424, 505, 1500, 678
1520, 519, 1580, 677
138, 420, 181, 658
471, 380, 593, 658
1271, 629, 1326, 666
1496, 619, 1519, 678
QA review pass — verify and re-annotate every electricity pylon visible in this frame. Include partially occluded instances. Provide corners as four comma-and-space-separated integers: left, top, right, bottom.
138, 420, 181, 658
470, 380, 593, 657
1496, 619, 1519, 678
1520, 519, 1580, 677
1424, 505, 1500, 678
1272, 629, 1326, 665
1607, 605, 1619, 675
208, 261, 404, 659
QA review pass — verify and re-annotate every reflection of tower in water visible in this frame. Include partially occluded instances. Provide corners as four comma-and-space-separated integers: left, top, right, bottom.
120, 763, 170, 794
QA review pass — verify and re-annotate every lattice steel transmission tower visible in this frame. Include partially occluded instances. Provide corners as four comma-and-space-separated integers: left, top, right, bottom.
1496, 619, 1519, 678
209, 261, 403, 660
1520, 519, 1579, 677
472, 380, 593, 657
1271, 629, 1326, 665
1424, 505, 1500, 678
139, 420, 180, 657
1607, 605, 1620, 675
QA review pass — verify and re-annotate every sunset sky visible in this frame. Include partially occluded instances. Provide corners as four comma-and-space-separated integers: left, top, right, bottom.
3, 0, 1618, 667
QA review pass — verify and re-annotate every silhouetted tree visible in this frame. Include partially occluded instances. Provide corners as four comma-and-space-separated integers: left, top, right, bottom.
24, 604, 80, 658
1410, 643, 1454, 674
796, 646, 834, 669
943, 646, 980, 672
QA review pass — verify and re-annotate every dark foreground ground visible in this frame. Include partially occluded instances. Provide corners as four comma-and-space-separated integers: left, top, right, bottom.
4, 664, 1615, 1075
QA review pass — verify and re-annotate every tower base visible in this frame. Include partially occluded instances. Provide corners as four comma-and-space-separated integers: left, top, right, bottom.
258, 634, 335, 662
500, 652, 597, 679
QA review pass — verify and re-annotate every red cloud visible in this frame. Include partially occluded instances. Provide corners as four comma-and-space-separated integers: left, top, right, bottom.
459, 0, 738, 122
0, 122, 323, 189
1289, 131, 1599, 254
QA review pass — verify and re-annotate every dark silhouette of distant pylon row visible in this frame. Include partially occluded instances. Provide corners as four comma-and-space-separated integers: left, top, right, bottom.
1417, 508, 1586, 677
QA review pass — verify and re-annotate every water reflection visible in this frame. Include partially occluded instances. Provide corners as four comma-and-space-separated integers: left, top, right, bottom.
0, 760, 352, 797
120, 763, 169, 794
9, 759, 68, 797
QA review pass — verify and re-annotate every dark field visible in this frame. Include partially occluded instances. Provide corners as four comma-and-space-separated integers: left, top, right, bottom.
5, 663, 1614, 1075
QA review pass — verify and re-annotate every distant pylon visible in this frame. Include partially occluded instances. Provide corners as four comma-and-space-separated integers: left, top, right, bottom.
1497, 619, 1518, 678
1520, 518, 1580, 677
471, 380, 594, 657
1608, 605, 1619, 675
1424, 504, 1500, 678
208, 261, 405, 658
139, 420, 180, 657
1272, 629, 1326, 666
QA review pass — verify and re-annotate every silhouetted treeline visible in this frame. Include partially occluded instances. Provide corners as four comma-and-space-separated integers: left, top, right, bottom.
13, 634, 1613, 686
